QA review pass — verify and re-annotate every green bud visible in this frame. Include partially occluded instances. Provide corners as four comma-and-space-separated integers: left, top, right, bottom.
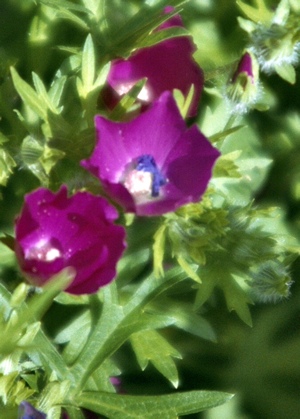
226, 51, 261, 114
250, 261, 292, 303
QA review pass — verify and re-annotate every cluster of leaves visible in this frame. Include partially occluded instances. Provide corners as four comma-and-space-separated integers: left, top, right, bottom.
0, 267, 232, 418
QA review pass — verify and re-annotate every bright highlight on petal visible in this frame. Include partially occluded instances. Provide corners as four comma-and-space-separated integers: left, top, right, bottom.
101, 7, 204, 117
15, 186, 126, 294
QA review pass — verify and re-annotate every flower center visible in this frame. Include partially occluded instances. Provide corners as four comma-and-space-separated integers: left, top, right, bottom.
123, 155, 166, 200
25, 239, 62, 262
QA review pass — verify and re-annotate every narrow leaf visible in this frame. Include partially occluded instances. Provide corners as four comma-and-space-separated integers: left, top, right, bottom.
77, 390, 234, 418
10, 67, 47, 120
153, 223, 167, 277
140, 27, 189, 49
81, 34, 95, 94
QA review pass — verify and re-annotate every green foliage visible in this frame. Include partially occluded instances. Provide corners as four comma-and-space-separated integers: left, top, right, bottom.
131, 329, 181, 387
1, 0, 300, 417
77, 390, 233, 418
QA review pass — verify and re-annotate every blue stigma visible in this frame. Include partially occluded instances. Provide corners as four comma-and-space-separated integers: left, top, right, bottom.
135, 155, 166, 197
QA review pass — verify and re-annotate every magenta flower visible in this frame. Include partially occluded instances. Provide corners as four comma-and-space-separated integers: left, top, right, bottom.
81, 92, 220, 216
15, 186, 126, 295
102, 6, 203, 117
18, 402, 46, 419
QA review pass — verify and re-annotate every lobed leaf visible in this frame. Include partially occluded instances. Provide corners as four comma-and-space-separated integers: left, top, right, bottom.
131, 329, 181, 387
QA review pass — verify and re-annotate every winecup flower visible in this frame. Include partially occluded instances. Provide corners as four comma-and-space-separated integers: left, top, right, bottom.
15, 186, 126, 294
101, 7, 204, 117
81, 92, 220, 216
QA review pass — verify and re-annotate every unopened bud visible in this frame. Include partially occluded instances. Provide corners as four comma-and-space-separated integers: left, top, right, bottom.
226, 51, 261, 114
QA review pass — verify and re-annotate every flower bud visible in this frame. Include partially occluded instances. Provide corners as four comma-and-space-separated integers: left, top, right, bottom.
250, 261, 292, 303
225, 51, 261, 114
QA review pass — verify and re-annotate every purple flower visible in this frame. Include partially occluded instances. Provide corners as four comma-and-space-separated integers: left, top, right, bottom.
15, 186, 126, 294
81, 92, 220, 216
18, 402, 46, 419
102, 7, 203, 117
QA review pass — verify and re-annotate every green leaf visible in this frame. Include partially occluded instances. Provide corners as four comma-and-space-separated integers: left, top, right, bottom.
70, 268, 187, 388
37, 0, 91, 14
55, 311, 91, 365
208, 125, 244, 143
55, 9, 90, 31
77, 390, 234, 418
274, 62, 296, 84
0, 148, 16, 186
153, 223, 167, 278
140, 26, 189, 48
0, 372, 35, 406
173, 84, 195, 119
221, 275, 253, 327
107, 0, 187, 57
32, 72, 59, 114
237, 0, 273, 24
109, 79, 147, 121
29, 330, 71, 381
176, 256, 201, 283
151, 300, 217, 341
81, 34, 95, 95
131, 329, 181, 387
213, 151, 242, 178
48, 76, 67, 109
10, 67, 47, 120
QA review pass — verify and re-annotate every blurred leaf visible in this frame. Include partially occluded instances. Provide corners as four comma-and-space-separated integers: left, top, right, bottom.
32, 72, 59, 114
221, 274, 253, 327
0, 372, 35, 406
237, 0, 273, 24
48, 76, 67, 109
37, 0, 91, 14
55, 9, 90, 31
176, 256, 201, 283
140, 26, 189, 48
274, 62, 296, 84
11, 67, 47, 120
173, 84, 195, 119
109, 78, 146, 120
151, 300, 217, 341
213, 151, 242, 178
106, 0, 187, 57
0, 149, 16, 186
81, 34, 96, 96
153, 223, 167, 278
